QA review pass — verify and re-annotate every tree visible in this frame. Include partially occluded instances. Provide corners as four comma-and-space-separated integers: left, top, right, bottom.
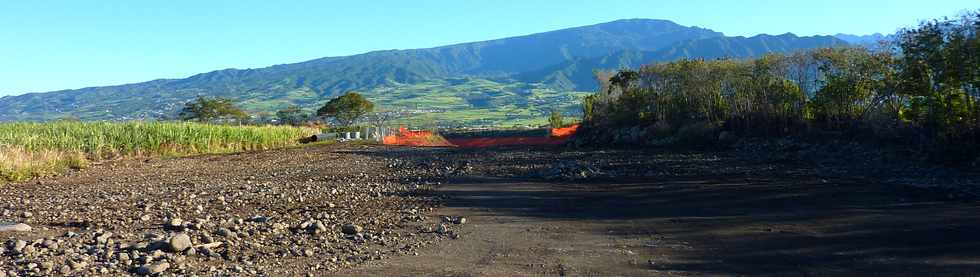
895, 10, 980, 140
369, 110, 400, 129
178, 96, 248, 123
367, 109, 401, 140
609, 69, 640, 95
276, 105, 309, 126
317, 92, 375, 126
549, 108, 564, 129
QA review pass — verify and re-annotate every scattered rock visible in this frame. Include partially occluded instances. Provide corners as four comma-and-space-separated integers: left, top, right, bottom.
94, 232, 113, 244
168, 233, 192, 253
0, 223, 31, 232
216, 228, 235, 238
41, 239, 57, 248
137, 262, 170, 275
12, 240, 27, 253
342, 224, 363, 235
312, 221, 328, 234
250, 215, 270, 223
453, 217, 467, 225
0, 145, 450, 275
22, 245, 36, 255
435, 224, 449, 234
167, 218, 184, 229
196, 242, 223, 249
69, 260, 88, 270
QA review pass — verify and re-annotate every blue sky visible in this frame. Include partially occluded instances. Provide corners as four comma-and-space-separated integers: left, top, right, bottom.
0, 0, 975, 96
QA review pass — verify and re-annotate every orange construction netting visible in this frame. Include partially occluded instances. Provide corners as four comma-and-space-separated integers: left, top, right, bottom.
550, 124, 580, 137
382, 127, 455, 147
383, 124, 580, 148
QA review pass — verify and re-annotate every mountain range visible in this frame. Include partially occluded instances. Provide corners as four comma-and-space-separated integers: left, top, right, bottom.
834, 33, 896, 49
0, 19, 852, 125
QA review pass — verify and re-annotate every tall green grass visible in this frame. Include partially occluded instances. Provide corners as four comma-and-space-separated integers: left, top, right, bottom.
0, 121, 318, 182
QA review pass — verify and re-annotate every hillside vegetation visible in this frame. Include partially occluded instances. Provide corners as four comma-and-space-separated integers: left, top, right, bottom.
0, 19, 845, 125
581, 11, 980, 160
0, 122, 317, 182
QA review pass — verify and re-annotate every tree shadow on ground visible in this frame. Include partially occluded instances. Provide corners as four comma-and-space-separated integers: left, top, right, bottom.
347, 146, 980, 276
441, 176, 980, 276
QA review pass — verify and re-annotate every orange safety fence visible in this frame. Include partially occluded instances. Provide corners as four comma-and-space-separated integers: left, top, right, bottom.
382, 127, 455, 147
383, 124, 579, 148
550, 124, 580, 137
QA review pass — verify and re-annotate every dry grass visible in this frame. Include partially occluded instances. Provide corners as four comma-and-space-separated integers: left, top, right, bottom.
0, 121, 318, 183
0, 145, 88, 182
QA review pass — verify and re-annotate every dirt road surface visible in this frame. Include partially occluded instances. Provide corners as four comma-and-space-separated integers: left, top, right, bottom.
2, 144, 979, 276
339, 147, 980, 277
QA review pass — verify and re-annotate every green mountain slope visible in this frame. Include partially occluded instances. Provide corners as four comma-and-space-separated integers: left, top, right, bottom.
517, 33, 849, 91
0, 20, 847, 125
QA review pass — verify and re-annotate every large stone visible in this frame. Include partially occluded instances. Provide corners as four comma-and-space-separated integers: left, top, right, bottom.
216, 228, 235, 238
136, 262, 170, 275
167, 218, 183, 229
69, 260, 88, 270
168, 234, 192, 253
94, 232, 113, 244
341, 224, 362, 235
0, 223, 32, 232
312, 221, 328, 234
12, 240, 27, 253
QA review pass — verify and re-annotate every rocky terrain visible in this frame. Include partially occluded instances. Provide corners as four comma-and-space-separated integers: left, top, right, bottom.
2, 143, 980, 276
0, 144, 462, 276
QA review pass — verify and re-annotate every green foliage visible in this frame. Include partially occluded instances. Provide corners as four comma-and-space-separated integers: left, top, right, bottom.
583, 10, 980, 158
582, 94, 597, 122
317, 92, 375, 126
549, 108, 564, 129
588, 57, 805, 134
0, 121, 317, 182
367, 79, 589, 128
179, 96, 249, 123
276, 105, 310, 126
894, 10, 980, 142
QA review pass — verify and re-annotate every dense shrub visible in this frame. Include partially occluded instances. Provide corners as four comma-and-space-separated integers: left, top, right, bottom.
582, 10, 980, 159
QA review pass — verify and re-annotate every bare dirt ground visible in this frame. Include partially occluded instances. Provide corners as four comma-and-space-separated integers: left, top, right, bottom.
3, 144, 980, 276
339, 146, 980, 277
